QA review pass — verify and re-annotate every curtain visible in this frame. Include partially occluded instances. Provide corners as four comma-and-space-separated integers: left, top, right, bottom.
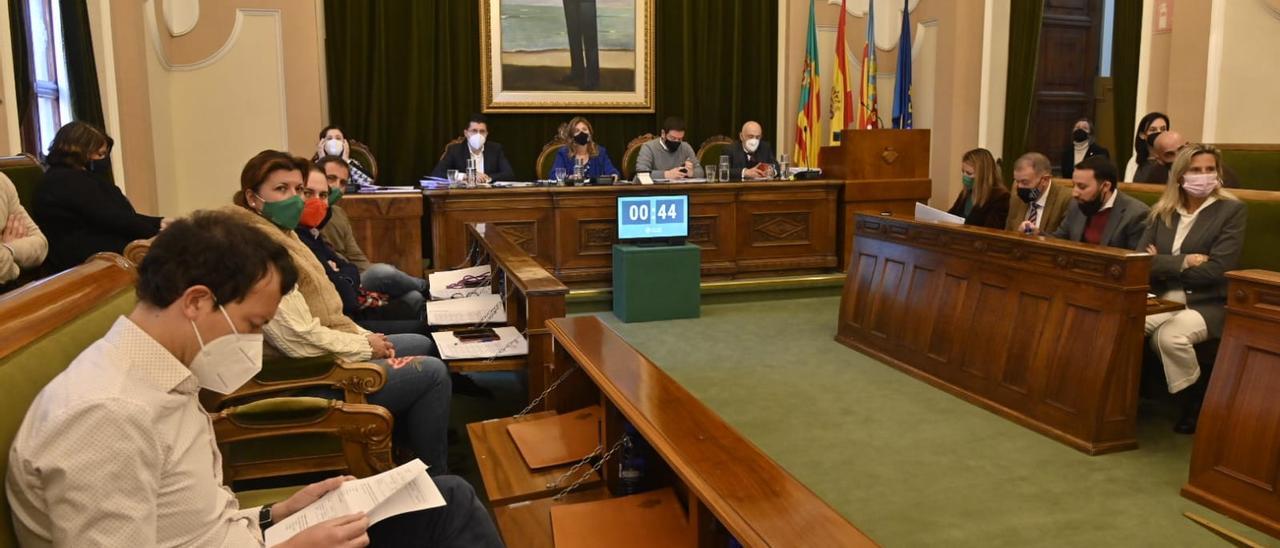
324, 0, 778, 184
7, 0, 37, 153
999, 0, 1044, 182
59, 0, 105, 130
1110, 0, 1142, 177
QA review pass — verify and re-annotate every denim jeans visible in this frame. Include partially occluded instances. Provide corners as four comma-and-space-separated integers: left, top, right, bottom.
368, 475, 503, 547
385, 332, 436, 358
362, 263, 427, 299
364, 356, 452, 474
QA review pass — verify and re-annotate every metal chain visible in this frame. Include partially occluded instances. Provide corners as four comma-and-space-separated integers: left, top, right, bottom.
553, 434, 632, 500
545, 444, 603, 489
513, 365, 578, 418
471, 269, 511, 328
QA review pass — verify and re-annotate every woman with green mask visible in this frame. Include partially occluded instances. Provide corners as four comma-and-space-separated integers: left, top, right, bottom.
224, 150, 454, 474
947, 148, 1010, 229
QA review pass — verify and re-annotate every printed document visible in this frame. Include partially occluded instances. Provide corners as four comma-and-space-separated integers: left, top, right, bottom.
432, 326, 529, 360
264, 459, 444, 546
427, 294, 507, 326
914, 202, 966, 225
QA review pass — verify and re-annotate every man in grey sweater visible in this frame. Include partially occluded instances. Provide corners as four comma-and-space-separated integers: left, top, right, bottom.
635, 116, 703, 181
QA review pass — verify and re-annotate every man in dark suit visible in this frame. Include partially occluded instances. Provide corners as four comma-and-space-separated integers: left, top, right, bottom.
1050, 156, 1149, 250
430, 114, 515, 183
562, 0, 600, 90
1136, 131, 1241, 187
726, 121, 779, 180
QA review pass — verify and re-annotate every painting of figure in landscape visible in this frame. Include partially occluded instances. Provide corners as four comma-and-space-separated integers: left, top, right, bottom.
481, 0, 654, 112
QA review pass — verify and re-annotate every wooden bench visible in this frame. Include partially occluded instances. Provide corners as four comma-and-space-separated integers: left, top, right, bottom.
1183, 270, 1280, 540
474, 316, 874, 547
446, 223, 568, 408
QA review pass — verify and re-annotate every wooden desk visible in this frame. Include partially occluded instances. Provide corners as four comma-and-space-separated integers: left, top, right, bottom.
835, 214, 1153, 454
340, 193, 424, 275
1183, 270, 1280, 539
519, 316, 875, 547
427, 180, 928, 284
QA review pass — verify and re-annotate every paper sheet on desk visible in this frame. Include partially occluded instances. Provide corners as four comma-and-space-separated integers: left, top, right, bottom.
427, 293, 506, 325
432, 326, 528, 360
914, 202, 966, 225
428, 265, 494, 301
264, 459, 444, 546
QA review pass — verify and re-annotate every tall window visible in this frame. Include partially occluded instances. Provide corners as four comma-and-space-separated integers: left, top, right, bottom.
23, 0, 74, 155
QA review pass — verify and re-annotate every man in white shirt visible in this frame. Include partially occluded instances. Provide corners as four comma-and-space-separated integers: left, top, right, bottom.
1008, 152, 1072, 235
6, 210, 502, 547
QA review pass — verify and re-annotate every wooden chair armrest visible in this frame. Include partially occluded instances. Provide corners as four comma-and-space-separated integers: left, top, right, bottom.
201, 356, 387, 410
212, 397, 395, 477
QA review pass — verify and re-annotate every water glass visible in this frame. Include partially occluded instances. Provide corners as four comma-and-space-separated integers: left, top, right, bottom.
718, 155, 731, 181
705, 165, 717, 183
446, 169, 459, 184
779, 154, 791, 180
553, 168, 567, 186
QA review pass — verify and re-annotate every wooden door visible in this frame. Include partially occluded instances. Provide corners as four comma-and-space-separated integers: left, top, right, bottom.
1030, 0, 1103, 173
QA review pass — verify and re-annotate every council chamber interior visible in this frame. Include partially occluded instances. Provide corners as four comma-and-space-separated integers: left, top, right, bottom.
2, 0, 1280, 546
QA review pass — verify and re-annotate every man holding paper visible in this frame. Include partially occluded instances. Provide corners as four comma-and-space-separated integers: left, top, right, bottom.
5, 211, 501, 547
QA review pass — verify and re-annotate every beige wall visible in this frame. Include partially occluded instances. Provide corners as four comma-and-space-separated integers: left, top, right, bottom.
1208, 0, 1280, 143
779, 0, 987, 208
96, 0, 326, 216
0, 0, 20, 155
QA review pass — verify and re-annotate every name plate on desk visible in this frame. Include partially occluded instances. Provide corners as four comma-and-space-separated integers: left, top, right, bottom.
836, 214, 1152, 454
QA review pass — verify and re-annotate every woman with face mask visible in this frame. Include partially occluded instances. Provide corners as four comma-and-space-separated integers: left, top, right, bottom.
1060, 118, 1109, 178
946, 148, 1010, 229
550, 116, 619, 182
1132, 112, 1170, 175
1138, 144, 1246, 434
312, 125, 376, 186
224, 150, 454, 472
32, 121, 173, 274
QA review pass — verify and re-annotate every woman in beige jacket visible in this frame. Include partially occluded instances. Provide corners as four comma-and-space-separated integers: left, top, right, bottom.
229, 150, 452, 473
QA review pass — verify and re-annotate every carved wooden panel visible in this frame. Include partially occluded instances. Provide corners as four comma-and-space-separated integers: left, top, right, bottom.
837, 214, 1150, 454
1184, 270, 1280, 539
577, 220, 617, 256
751, 212, 811, 245
493, 221, 538, 257
687, 216, 716, 247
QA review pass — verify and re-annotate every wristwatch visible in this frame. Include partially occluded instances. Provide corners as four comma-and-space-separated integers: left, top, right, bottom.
259, 504, 274, 530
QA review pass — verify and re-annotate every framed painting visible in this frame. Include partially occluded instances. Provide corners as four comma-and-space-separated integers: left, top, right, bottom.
480, 0, 655, 113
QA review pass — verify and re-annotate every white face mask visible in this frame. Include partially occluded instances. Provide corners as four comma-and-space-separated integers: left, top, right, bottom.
745, 138, 761, 153
323, 139, 345, 157
189, 305, 263, 394
468, 133, 486, 151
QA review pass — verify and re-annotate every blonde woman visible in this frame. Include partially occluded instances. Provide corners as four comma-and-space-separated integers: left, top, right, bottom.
1139, 144, 1246, 433
550, 116, 619, 180
946, 148, 1009, 229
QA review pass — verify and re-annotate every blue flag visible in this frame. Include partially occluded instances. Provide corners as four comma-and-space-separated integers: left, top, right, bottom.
891, 0, 912, 129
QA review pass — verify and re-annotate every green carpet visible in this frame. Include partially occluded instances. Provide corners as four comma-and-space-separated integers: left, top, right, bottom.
586, 295, 1278, 547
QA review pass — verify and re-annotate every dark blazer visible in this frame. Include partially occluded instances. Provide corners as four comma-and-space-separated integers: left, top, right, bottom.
1050, 191, 1150, 250
947, 186, 1011, 230
1137, 199, 1247, 338
430, 141, 515, 182
1060, 142, 1109, 178
32, 165, 162, 273
725, 141, 778, 179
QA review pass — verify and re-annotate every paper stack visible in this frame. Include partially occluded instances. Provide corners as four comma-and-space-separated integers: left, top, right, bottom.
426, 293, 506, 326
431, 326, 528, 360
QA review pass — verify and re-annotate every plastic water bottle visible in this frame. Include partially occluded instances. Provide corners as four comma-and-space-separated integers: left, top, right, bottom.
465, 157, 477, 188
618, 423, 646, 495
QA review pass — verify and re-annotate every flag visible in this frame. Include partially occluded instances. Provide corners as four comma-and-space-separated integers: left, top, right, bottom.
857, 0, 880, 130
829, 0, 854, 144
792, 0, 822, 167
891, 0, 913, 129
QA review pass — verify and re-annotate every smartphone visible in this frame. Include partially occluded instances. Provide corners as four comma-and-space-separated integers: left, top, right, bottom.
454, 328, 500, 343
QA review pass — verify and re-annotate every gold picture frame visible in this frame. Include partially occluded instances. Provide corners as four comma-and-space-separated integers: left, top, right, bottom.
479, 0, 655, 113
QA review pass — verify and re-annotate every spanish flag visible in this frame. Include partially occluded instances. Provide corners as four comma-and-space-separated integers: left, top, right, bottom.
857, 0, 880, 130
830, 0, 854, 144
793, 0, 821, 168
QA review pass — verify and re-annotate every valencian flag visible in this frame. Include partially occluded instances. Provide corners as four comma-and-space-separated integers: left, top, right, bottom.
793, 0, 821, 167
857, 0, 880, 129
829, 0, 854, 143
891, 0, 913, 129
